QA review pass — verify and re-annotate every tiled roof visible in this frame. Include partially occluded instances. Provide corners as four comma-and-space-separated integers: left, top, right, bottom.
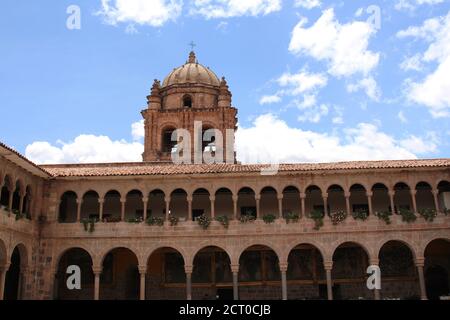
0, 141, 51, 178
40, 159, 450, 178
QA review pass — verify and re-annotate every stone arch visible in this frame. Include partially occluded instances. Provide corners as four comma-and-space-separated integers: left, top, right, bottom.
54, 247, 94, 300
329, 240, 372, 263
100, 247, 140, 300
259, 186, 278, 217
189, 243, 233, 267
160, 124, 178, 153
376, 238, 418, 261
54, 245, 95, 270
58, 191, 78, 223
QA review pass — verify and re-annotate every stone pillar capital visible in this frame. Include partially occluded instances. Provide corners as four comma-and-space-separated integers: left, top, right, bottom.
300, 192, 306, 199
369, 258, 379, 266
138, 265, 147, 274
255, 194, 261, 201
232, 195, 238, 202
366, 191, 373, 197
410, 190, 417, 196
388, 190, 395, 197
142, 196, 149, 203
279, 263, 288, 273
344, 191, 351, 198
0, 263, 11, 273
209, 196, 216, 202
277, 194, 284, 201
120, 197, 126, 203
231, 264, 240, 273
186, 196, 193, 202
98, 198, 104, 204
323, 261, 333, 271
92, 266, 103, 275
184, 265, 193, 274
415, 257, 425, 267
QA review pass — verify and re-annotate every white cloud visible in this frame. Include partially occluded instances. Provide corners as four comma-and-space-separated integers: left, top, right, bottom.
236, 114, 422, 164
131, 120, 145, 140
190, 0, 281, 19
25, 136, 144, 164
277, 70, 328, 95
294, 0, 321, 9
395, 0, 444, 11
347, 77, 381, 101
259, 94, 282, 105
97, 0, 183, 27
289, 8, 380, 78
398, 11, 450, 117
400, 54, 424, 71
400, 134, 438, 154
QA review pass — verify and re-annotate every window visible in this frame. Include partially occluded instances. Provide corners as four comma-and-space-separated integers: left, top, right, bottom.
183, 95, 192, 108
162, 128, 177, 153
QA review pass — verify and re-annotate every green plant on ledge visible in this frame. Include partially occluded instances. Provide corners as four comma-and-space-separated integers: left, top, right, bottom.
376, 211, 392, 224
126, 216, 143, 223
310, 210, 324, 230
168, 214, 179, 226
197, 214, 211, 230
262, 213, 276, 224
330, 210, 347, 225
418, 208, 437, 222
399, 208, 417, 223
352, 208, 369, 221
12, 209, 25, 221
444, 208, 450, 216
81, 218, 97, 233
285, 212, 299, 224
146, 216, 164, 226
240, 214, 256, 223
215, 215, 229, 228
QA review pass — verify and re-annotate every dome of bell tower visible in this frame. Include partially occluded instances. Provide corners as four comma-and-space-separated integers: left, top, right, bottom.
161, 51, 220, 88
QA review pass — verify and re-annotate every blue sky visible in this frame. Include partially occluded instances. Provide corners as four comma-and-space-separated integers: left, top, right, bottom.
1, 0, 449, 164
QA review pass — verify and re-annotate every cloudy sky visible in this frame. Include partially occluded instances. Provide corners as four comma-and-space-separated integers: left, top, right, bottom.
1, 0, 449, 164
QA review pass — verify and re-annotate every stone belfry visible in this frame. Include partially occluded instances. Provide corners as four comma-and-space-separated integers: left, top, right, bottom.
141, 51, 238, 163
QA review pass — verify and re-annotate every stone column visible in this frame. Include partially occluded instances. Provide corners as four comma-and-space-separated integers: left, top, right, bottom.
139, 265, 147, 300
410, 190, 418, 214
98, 198, 104, 222
280, 263, 288, 300
416, 258, 427, 300
143, 197, 149, 222
8, 191, 13, 213
344, 192, 351, 217
388, 190, 396, 215
255, 194, 261, 220
187, 196, 193, 222
76, 199, 82, 222
366, 191, 374, 217
232, 195, 238, 220
231, 264, 239, 300
277, 195, 283, 219
165, 197, 170, 221
370, 259, 381, 300
120, 197, 126, 221
432, 189, 440, 213
210, 196, 216, 219
19, 194, 25, 214
323, 194, 329, 219
300, 192, 306, 218
0, 263, 10, 300
185, 265, 193, 300
93, 266, 102, 301
324, 261, 333, 300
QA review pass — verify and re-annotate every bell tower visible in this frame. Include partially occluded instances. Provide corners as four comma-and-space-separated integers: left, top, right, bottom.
141, 52, 238, 164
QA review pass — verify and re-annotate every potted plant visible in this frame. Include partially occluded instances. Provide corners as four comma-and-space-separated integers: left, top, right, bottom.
310, 210, 324, 230
352, 208, 369, 221
168, 214, 179, 226
126, 216, 143, 223
197, 214, 211, 230
330, 210, 347, 225
215, 215, 229, 228
399, 208, 417, 223
285, 212, 299, 224
81, 217, 97, 233
418, 208, 437, 222
376, 211, 392, 224
240, 214, 256, 223
146, 216, 164, 226
262, 213, 276, 224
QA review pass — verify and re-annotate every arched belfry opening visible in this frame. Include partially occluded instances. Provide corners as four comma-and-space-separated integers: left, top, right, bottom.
141, 51, 237, 163
182, 95, 192, 108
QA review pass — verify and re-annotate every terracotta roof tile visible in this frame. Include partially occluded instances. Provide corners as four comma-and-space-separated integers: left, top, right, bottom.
40, 159, 450, 178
